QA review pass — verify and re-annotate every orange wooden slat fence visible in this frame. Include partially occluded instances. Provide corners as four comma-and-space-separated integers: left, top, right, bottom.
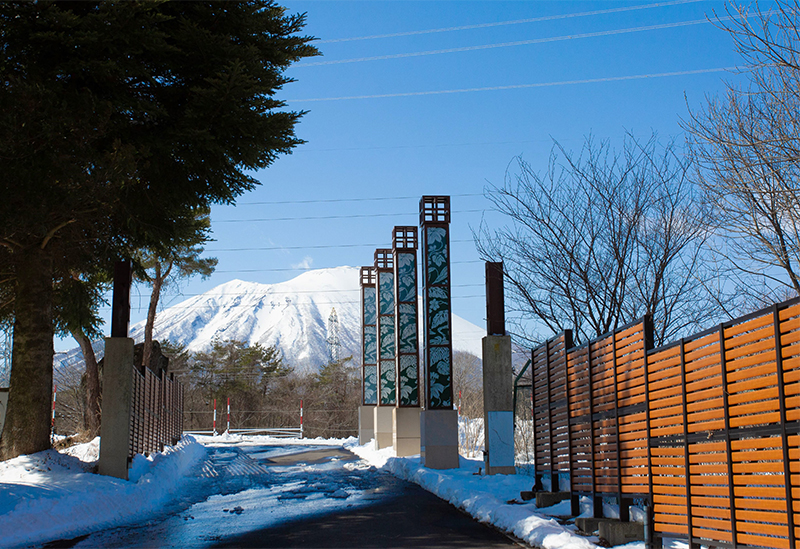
525, 296, 800, 548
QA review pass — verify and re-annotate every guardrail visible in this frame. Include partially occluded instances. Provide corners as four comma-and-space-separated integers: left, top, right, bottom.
183, 427, 303, 438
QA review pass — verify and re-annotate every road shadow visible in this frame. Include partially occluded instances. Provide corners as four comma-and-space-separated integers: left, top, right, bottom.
211, 474, 523, 548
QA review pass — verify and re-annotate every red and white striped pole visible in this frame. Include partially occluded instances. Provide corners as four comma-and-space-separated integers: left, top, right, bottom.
226, 397, 230, 433
300, 399, 304, 439
213, 398, 217, 435
51, 385, 57, 440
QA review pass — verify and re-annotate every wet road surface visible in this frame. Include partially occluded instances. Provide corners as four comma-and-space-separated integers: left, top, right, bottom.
45, 442, 524, 549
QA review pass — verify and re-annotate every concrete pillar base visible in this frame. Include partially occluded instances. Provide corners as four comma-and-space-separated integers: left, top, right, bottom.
420, 409, 459, 469
358, 405, 375, 445
393, 407, 421, 456
536, 491, 571, 508
98, 337, 134, 480
599, 521, 644, 546
374, 406, 394, 449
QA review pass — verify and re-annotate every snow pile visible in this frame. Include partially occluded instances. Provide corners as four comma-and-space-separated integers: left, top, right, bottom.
346, 440, 645, 549
0, 436, 206, 548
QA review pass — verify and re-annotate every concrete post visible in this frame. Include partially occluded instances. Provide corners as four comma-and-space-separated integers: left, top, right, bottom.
97, 337, 134, 480
419, 196, 459, 469
359, 267, 378, 445
393, 227, 421, 456
482, 336, 515, 475
374, 249, 396, 449
482, 261, 515, 474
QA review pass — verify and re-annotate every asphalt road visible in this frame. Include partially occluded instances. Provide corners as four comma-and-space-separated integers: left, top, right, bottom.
45, 443, 526, 549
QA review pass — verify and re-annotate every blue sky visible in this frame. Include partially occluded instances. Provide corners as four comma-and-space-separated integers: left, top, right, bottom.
59, 0, 750, 351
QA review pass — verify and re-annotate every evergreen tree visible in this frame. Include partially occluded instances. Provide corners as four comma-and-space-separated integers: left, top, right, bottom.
0, 1, 318, 459
138, 209, 217, 370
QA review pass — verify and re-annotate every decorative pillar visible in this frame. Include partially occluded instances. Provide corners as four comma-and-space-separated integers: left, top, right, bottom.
359, 266, 377, 445
482, 261, 515, 475
374, 249, 396, 449
419, 196, 459, 469
392, 227, 421, 456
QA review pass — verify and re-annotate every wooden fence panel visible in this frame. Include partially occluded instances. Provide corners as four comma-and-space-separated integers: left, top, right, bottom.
549, 334, 571, 482
616, 321, 649, 496
532, 341, 552, 480
520, 297, 800, 548
647, 342, 689, 540
567, 344, 593, 494
591, 333, 618, 494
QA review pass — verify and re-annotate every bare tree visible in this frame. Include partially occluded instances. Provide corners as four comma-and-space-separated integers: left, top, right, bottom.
475, 134, 720, 346
685, 0, 800, 306
453, 351, 484, 457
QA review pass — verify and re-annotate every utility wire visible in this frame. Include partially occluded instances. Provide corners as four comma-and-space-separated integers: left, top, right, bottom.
213, 209, 484, 223
206, 238, 476, 252
102, 294, 487, 311
315, 0, 702, 44
297, 15, 737, 67
234, 193, 483, 206
289, 67, 736, 102
150, 283, 483, 299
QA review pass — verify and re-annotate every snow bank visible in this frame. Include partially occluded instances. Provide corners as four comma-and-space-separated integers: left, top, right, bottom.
346, 440, 644, 549
0, 436, 206, 548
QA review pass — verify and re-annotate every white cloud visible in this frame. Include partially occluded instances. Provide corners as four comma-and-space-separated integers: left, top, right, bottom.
291, 256, 314, 270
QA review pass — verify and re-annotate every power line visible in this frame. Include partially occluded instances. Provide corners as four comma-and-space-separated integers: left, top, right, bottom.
206, 238, 476, 253
146, 283, 484, 300
103, 294, 488, 312
214, 209, 484, 223
234, 193, 483, 206
315, 0, 701, 44
289, 67, 736, 103
297, 16, 730, 68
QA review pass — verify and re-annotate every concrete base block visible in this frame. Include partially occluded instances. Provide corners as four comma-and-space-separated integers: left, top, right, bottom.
98, 337, 134, 480
358, 405, 375, 445
599, 521, 644, 546
536, 491, 571, 508
575, 517, 605, 534
374, 406, 394, 450
393, 407, 421, 456
420, 409, 459, 469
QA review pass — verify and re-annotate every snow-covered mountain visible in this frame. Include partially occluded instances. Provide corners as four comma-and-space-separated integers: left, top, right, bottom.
112, 266, 483, 373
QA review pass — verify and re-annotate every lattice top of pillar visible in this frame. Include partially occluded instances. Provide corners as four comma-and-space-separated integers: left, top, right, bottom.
360, 266, 376, 286
392, 226, 418, 251
419, 195, 450, 225
374, 248, 393, 269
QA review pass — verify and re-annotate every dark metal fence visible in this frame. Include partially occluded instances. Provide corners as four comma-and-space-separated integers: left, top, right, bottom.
129, 365, 183, 458
515, 297, 800, 549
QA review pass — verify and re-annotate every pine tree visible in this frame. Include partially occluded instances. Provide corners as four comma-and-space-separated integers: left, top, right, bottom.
0, 1, 318, 459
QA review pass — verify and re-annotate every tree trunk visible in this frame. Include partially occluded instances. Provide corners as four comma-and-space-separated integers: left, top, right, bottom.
142, 263, 163, 369
71, 327, 100, 437
0, 247, 54, 460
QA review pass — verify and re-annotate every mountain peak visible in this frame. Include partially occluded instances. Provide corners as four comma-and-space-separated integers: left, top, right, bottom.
122, 266, 482, 373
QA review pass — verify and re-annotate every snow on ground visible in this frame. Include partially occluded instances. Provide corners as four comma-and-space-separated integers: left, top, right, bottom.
0, 436, 205, 548
0, 433, 652, 549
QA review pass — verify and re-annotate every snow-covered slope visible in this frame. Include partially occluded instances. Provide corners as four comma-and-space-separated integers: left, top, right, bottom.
123, 266, 483, 373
